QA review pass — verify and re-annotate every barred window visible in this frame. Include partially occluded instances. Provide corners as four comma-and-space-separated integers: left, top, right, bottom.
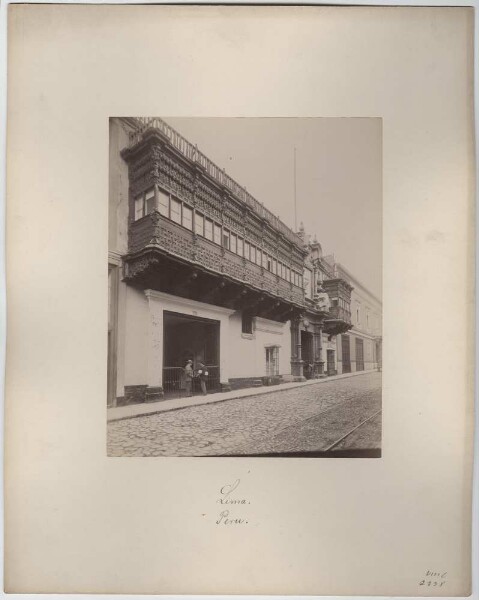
265, 346, 279, 376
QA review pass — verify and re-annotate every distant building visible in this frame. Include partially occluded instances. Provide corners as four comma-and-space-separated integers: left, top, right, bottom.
108, 117, 379, 406
334, 264, 382, 374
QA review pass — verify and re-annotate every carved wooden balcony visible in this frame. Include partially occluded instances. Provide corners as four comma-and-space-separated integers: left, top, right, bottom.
128, 117, 304, 248
322, 278, 353, 335
123, 211, 306, 320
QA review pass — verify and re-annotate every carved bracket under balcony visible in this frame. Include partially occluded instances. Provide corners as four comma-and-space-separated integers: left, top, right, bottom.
124, 254, 160, 282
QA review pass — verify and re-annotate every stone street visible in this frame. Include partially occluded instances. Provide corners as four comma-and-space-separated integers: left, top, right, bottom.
107, 371, 382, 457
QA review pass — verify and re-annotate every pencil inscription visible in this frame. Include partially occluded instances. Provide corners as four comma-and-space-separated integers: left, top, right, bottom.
418, 570, 447, 588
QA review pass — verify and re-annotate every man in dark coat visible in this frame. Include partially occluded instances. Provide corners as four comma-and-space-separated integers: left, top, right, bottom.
196, 362, 208, 396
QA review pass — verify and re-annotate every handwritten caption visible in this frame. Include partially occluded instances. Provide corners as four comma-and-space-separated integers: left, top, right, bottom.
215, 479, 251, 526
419, 570, 447, 588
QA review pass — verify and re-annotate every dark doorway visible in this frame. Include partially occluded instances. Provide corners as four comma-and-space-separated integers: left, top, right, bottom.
163, 311, 220, 397
301, 330, 314, 379
355, 337, 364, 371
327, 349, 336, 376
341, 334, 351, 373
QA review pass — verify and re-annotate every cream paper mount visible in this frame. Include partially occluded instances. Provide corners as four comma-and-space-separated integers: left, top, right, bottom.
4, 4, 475, 596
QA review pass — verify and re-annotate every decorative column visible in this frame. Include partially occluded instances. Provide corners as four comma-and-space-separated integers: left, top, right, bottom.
219, 311, 232, 392
144, 290, 164, 402
313, 323, 325, 377
290, 314, 305, 381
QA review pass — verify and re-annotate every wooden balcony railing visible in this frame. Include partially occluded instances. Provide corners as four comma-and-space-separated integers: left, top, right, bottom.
129, 117, 304, 247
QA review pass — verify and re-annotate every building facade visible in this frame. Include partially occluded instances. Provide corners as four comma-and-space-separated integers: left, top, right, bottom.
108, 117, 379, 406
332, 264, 382, 374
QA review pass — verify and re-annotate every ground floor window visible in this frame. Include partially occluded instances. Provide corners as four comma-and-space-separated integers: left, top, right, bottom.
242, 312, 254, 335
265, 346, 279, 376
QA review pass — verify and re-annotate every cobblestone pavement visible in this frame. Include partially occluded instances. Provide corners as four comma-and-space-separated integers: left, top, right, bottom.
107, 372, 382, 457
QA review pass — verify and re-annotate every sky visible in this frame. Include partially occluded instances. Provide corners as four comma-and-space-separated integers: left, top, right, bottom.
165, 117, 382, 299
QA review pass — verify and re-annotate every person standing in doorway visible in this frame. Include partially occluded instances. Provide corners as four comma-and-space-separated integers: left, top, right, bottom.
196, 362, 208, 396
184, 360, 194, 397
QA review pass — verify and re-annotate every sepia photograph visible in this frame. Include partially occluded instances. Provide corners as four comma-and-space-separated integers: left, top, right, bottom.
107, 117, 382, 457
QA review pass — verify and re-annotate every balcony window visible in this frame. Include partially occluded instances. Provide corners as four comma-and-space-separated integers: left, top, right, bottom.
213, 224, 222, 245
262, 252, 268, 269
256, 248, 262, 266
205, 218, 213, 241
134, 188, 156, 221
230, 233, 237, 253
195, 212, 204, 236
272, 259, 277, 274
182, 205, 193, 230
267, 256, 272, 272
237, 237, 244, 257
244, 241, 250, 260
171, 198, 181, 224
250, 245, 256, 263
286, 267, 291, 282
145, 189, 155, 215
134, 196, 144, 221
223, 229, 230, 249
158, 190, 169, 217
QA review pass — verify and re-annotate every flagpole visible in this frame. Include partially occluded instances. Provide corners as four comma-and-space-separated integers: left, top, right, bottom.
294, 146, 297, 231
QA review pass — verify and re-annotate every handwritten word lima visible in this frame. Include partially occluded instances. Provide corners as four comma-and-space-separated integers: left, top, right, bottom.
216, 479, 250, 525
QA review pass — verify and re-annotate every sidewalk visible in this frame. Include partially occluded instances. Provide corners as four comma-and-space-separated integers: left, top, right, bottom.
107, 369, 378, 422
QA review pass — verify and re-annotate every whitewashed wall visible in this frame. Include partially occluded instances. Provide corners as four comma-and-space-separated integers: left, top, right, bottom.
228, 313, 291, 378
